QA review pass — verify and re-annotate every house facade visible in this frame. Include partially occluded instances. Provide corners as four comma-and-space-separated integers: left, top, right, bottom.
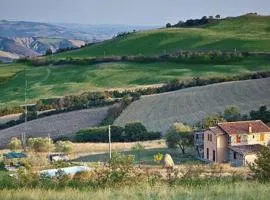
203, 120, 270, 166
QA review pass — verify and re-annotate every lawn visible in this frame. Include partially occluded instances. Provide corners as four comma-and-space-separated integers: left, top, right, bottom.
73, 147, 200, 165
1, 55, 270, 107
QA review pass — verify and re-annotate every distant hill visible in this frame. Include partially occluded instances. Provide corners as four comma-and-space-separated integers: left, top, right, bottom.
114, 78, 270, 133
54, 14, 270, 59
0, 20, 155, 61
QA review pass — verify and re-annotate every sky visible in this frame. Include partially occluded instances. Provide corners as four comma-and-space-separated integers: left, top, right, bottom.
1, 0, 270, 25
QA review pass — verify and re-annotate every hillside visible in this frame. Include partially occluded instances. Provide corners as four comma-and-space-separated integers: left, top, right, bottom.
0, 105, 113, 147
1, 56, 270, 107
0, 20, 154, 61
114, 78, 270, 133
54, 15, 270, 59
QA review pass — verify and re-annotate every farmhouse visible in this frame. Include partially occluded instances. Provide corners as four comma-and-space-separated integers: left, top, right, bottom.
201, 120, 270, 166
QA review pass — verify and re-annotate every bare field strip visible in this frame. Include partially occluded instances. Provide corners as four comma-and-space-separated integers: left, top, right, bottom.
0, 106, 112, 147
115, 78, 270, 133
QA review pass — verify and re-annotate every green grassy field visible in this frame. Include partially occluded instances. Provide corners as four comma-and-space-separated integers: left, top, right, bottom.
53, 15, 270, 59
1, 55, 270, 107
73, 147, 199, 165
0, 182, 269, 200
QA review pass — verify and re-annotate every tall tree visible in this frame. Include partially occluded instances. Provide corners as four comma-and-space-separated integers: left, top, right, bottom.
166, 123, 193, 154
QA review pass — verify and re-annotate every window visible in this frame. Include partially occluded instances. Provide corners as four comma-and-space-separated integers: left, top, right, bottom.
260, 133, 265, 141
233, 152, 237, 159
208, 134, 212, 142
210, 134, 212, 142
196, 134, 199, 139
206, 148, 209, 159
236, 135, 241, 143
213, 150, 216, 162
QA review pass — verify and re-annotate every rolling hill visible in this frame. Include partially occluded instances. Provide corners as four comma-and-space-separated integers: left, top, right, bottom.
54, 14, 270, 59
1, 56, 270, 107
114, 78, 270, 133
0, 105, 113, 147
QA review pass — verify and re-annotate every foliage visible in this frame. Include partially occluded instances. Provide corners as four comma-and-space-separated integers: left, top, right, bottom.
75, 123, 161, 143
223, 106, 241, 122
8, 137, 22, 151
201, 115, 226, 129
55, 141, 73, 153
153, 153, 164, 164
27, 137, 54, 152
250, 106, 270, 123
131, 143, 145, 161
166, 123, 193, 154
249, 146, 270, 182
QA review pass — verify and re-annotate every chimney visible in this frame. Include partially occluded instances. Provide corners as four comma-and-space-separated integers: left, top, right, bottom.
248, 123, 252, 133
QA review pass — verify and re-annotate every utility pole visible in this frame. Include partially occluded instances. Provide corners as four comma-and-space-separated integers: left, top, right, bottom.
23, 68, 28, 150
109, 125, 112, 160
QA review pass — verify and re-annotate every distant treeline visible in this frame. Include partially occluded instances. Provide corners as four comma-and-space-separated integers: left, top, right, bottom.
18, 50, 247, 67
166, 15, 221, 28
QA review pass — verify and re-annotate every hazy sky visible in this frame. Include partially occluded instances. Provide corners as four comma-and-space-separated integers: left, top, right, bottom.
1, 0, 270, 25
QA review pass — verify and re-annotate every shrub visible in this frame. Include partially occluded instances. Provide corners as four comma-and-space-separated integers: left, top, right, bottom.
75, 123, 161, 143
55, 141, 73, 153
27, 137, 54, 152
249, 146, 270, 182
8, 137, 22, 151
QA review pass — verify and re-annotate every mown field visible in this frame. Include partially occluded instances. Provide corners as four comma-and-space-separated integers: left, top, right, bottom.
73, 147, 199, 165
0, 182, 269, 200
1, 55, 270, 107
0, 106, 112, 148
114, 78, 270, 133
53, 15, 270, 59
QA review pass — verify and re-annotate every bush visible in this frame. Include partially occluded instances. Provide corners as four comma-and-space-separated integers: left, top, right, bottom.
75, 123, 161, 143
27, 137, 54, 152
8, 137, 22, 151
249, 146, 270, 182
55, 141, 73, 153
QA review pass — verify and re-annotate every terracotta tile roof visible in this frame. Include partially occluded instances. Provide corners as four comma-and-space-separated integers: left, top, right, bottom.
218, 120, 270, 135
209, 126, 225, 135
229, 144, 264, 155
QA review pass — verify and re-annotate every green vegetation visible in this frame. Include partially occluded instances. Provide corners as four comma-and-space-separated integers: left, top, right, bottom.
54, 15, 270, 59
1, 55, 270, 107
249, 146, 270, 182
0, 182, 269, 200
75, 122, 161, 143
73, 147, 197, 165
165, 123, 193, 154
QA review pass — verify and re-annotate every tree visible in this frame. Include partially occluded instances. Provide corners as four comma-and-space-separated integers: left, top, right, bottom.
131, 143, 145, 162
165, 123, 193, 154
8, 137, 22, 151
223, 106, 241, 122
124, 122, 148, 141
27, 137, 53, 152
215, 14, 221, 19
55, 141, 73, 153
45, 48, 52, 56
201, 115, 226, 129
166, 23, 172, 28
250, 106, 270, 123
249, 146, 270, 182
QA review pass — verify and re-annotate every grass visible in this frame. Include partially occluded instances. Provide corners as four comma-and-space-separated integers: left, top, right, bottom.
1, 55, 270, 107
0, 181, 269, 200
53, 15, 270, 59
114, 78, 270, 132
73, 147, 199, 165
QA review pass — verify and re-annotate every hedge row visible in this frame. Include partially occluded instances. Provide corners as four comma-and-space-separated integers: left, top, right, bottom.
75, 123, 161, 143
